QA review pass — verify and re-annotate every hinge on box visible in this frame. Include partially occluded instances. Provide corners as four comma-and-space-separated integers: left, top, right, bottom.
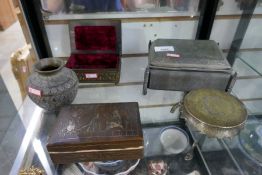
170, 101, 182, 113
226, 72, 237, 93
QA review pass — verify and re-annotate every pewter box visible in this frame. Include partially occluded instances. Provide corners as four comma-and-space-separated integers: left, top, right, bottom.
143, 39, 236, 94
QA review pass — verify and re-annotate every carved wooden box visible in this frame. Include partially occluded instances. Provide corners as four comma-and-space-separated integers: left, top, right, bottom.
47, 102, 143, 164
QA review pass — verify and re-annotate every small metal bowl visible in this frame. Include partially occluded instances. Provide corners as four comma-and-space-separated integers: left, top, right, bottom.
94, 160, 124, 172
160, 126, 189, 154
79, 160, 140, 175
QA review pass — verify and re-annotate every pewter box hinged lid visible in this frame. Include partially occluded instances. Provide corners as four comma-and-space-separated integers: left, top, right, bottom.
69, 20, 122, 54
149, 39, 232, 71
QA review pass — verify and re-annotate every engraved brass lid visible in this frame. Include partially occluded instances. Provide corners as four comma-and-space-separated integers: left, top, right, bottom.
184, 89, 247, 128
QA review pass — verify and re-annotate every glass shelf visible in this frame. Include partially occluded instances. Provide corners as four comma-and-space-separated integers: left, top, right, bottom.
1, 55, 261, 174
10, 102, 262, 174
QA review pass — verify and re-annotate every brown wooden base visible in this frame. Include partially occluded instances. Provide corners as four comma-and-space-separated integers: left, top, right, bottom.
49, 147, 144, 164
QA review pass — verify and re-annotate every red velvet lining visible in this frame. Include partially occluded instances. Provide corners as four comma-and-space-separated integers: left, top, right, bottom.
66, 54, 119, 69
75, 26, 116, 51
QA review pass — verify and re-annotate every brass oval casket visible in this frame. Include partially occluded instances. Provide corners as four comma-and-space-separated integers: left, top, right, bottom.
182, 89, 248, 138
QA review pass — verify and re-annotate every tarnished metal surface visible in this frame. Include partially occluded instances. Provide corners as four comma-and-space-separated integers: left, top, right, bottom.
27, 58, 78, 111
144, 39, 234, 92
143, 66, 150, 95
182, 89, 247, 138
149, 39, 231, 70
148, 69, 231, 91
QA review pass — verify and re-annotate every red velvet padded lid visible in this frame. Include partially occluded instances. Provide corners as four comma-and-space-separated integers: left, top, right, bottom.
74, 26, 117, 51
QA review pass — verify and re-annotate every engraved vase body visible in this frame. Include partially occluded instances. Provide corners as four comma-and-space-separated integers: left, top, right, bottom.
27, 58, 78, 111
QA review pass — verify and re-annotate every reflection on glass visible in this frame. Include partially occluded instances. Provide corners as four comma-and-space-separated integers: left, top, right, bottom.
41, 0, 65, 13
70, 0, 124, 13
123, 0, 157, 11
41, 0, 197, 14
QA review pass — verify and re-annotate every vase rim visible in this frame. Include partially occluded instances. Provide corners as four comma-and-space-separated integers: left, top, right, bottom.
34, 58, 64, 74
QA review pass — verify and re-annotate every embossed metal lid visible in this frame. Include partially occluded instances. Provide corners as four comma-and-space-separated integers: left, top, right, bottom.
184, 89, 247, 127
149, 39, 231, 70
